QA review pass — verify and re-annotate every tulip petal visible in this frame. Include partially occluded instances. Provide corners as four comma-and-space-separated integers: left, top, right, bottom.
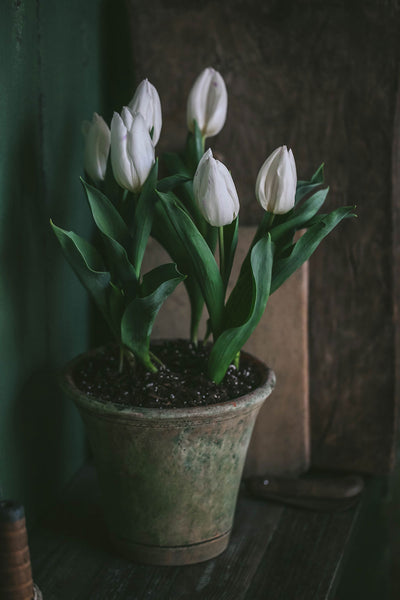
255, 145, 297, 215
82, 113, 110, 183
110, 112, 135, 191
187, 68, 209, 133
193, 149, 239, 227
111, 110, 155, 193
204, 71, 228, 137
129, 79, 162, 145
187, 67, 228, 138
127, 113, 155, 191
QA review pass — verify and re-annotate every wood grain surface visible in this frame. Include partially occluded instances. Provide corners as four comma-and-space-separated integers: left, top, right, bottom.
30, 463, 360, 600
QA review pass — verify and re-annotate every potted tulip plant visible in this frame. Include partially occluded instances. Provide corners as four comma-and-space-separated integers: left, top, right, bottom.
52, 68, 355, 565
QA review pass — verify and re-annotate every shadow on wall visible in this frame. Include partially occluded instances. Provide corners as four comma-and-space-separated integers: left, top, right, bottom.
100, 0, 136, 121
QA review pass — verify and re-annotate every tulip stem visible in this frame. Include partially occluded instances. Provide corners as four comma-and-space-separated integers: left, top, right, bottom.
150, 351, 165, 368
251, 212, 276, 252
218, 226, 225, 280
118, 345, 125, 374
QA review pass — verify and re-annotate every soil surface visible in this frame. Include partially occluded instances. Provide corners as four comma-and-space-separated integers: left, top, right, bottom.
72, 340, 262, 409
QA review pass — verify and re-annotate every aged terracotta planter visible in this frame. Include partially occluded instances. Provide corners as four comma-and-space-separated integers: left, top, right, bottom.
61, 346, 275, 565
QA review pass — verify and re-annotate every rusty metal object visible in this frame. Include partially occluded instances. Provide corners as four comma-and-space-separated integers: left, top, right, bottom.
0, 501, 34, 600
61, 346, 275, 565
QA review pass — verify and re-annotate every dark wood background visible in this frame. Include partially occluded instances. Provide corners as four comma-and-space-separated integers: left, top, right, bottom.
126, 0, 400, 474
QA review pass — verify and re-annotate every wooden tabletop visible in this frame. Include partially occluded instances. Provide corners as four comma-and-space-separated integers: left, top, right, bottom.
30, 464, 361, 599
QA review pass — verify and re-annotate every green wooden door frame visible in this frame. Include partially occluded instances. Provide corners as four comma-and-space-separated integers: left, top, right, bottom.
0, 0, 134, 526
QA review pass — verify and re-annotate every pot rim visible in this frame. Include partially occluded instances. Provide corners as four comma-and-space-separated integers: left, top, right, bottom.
60, 342, 276, 422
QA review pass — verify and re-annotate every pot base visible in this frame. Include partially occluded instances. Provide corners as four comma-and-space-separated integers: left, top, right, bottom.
110, 530, 231, 566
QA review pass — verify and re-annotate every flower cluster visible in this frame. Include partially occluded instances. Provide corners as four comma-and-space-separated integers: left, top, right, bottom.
81, 68, 298, 225
53, 67, 354, 382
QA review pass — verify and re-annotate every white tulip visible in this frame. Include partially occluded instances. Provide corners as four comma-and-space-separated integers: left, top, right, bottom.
187, 67, 228, 139
81, 113, 110, 183
110, 108, 155, 193
193, 149, 239, 227
128, 79, 162, 146
255, 146, 297, 214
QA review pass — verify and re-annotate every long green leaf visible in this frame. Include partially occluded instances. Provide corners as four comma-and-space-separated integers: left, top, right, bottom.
156, 190, 225, 338
185, 120, 204, 175
311, 163, 324, 184
157, 174, 192, 192
81, 179, 131, 249
208, 236, 274, 383
152, 198, 204, 342
271, 206, 356, 293
141, 263, 185, 297
51, 221, 116, 336
295, 163, 324, 205
121, 263, 185, 370
161, 150, 209, 238
271, 187, 329, 243
221, 217, 239, 291
108, 283, 126, 335
130, 161, 159, 276
81, 179, 137, 294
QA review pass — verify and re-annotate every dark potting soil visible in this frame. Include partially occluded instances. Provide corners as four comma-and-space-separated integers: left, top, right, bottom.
72, 340, 262, 409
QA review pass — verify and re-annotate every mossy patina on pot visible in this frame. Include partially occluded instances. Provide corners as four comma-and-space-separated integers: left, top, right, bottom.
62, 347, 275, 565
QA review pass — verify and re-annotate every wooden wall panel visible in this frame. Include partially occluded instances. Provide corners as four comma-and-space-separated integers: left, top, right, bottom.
127, 0, 400, 473
306, 4, 400, 473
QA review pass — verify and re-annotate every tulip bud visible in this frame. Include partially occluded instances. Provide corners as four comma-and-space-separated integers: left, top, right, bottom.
193, 149, 239, 227
187, 67, 228, 139
255, 146, 297, 215
81, 113, 111, 183
128, 79, 162, 146
110, 108, 155, 193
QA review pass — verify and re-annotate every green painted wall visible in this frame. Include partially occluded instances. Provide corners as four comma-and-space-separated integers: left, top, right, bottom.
0, 0, 134, 526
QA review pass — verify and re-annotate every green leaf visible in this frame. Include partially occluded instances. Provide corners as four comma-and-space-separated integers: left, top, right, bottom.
157, 174, 192, 192
185, 120, 204, 175
221, 217, 239, 291
103, 237, 137, 298
208, 236, 274, 383
295, 164, 325, 205
81, 179, 131, 249
81, 179, 137, 294
121, 263, 185, 370
130, 161, 159, 277
51, 221, 116, 336
271, 206, 356, 293
311, 163, 324, 184
108, 283, 126, 335
162, 152, 192, 178
271, 187, 329, 243
156, 190, 225, 338
161, 150, 210, 237
140, 263, 185, 296
151, 197, 204, 342
186, 280, 206, 343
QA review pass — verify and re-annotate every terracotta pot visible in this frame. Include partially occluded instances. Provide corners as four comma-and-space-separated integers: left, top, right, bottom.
61, 346, 275, 565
